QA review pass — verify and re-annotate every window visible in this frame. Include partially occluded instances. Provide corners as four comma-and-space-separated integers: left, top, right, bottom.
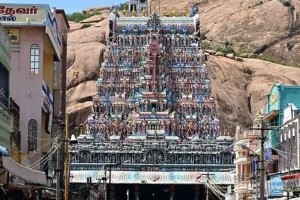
28, 119, 37, 151
30, 44, 40, 74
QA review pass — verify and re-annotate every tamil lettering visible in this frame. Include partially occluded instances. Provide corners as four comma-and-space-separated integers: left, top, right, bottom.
0, 5, 38, 15
0, 15, 16, 21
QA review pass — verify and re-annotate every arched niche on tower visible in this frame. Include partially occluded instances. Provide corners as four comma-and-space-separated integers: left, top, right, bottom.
79, 149, 92, 163
220, 150, 234, 165
149, 39, 160, 56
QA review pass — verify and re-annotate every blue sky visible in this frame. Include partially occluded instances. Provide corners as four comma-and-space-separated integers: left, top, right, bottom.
0, 0, 126, 14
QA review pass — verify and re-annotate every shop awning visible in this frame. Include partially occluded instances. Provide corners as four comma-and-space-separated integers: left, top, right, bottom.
2, 157, 46, 185
281, 173, 300, 180
272, 196, 300, 200
263, 109, 279, 121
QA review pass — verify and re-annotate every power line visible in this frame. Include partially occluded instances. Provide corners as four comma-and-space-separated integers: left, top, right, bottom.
1, 94, 63, 137
250, 121, 274, 200
0, 92, 70, 140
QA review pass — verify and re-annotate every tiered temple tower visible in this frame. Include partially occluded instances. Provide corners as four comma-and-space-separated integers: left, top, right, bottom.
69, 4, 235, 200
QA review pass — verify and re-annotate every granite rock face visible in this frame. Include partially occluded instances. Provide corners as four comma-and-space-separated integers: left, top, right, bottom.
207, 55, 300, 133
158, 0, 300, 65
66, 5, 300, 134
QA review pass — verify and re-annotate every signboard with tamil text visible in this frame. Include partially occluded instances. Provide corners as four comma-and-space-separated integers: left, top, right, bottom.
264, 147, 273, 161
0, 4, 61, 59
281, 173, 300, 192
0, 4, 48, 25
268, 174, 284, 197
252, 157, 258, 176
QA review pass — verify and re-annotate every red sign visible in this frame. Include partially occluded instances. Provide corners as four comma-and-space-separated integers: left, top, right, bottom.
0, 5, 38, 15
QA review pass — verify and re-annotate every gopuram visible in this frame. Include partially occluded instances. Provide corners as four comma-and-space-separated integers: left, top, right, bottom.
69, 1, 235, 199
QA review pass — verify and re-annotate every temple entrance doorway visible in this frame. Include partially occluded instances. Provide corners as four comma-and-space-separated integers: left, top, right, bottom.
140, 184, 170, 200
113, 184, 206, 200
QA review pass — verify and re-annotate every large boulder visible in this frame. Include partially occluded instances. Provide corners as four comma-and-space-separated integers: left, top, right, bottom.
158, 0, 300, 65
66, 21, 107, 123
208, 56, 300, 132
69, 21, 84, 32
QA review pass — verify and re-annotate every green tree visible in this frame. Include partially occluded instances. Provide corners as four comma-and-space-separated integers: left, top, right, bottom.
67, 12, 94, 23
119, 3, 129, 11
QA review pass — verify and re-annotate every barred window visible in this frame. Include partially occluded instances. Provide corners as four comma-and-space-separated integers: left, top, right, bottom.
28, 119, 37, 151
30, 44, 39, 74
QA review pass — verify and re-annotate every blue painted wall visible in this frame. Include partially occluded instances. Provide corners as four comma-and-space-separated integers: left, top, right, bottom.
265, 83, 300, 149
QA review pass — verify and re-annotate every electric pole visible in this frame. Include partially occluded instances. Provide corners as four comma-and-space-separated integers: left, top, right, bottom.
251, 120, 273, 200
105, 167, 107, 200
56, 121, 64, 200
287, 141, 293, 200
64, 113, 70, 200
56, 32, 68, 200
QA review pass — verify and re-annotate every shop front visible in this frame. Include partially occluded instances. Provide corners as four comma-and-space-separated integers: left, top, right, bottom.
281, 173, 300, 195
268, 174, 284, 199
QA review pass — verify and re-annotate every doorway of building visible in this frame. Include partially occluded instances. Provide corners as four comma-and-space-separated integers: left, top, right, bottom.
140, 184, 170, 200
114, 184, 206, 200
174, 185, 196, 200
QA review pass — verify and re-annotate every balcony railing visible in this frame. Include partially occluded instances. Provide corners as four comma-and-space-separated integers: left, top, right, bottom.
236, 174, 254, 182
42, 78, 53, 113
235, 174, 258, 194
234, 156, 252, 165
235, 130, 260, 141
235, 182, 254, 193
0, 99, 10, 120
0, 88, 9, 108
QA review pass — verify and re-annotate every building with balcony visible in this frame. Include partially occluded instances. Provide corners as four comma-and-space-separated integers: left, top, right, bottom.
0, 3, 68, 169
259, 83, 300, 174
46, 9, 69, 187
270, 104, 300, 198
0, 18, 11, 188
254, 83, 300, 199
0, 22, 11, 153
9, 98, 21, 164
234, 127, 260, 200
253, 83, 300, 198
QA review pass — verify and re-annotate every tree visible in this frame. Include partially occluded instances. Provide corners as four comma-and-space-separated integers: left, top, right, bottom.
67, 12, 93, 23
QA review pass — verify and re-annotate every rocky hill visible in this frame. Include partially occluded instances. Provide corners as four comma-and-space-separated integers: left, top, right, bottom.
158, 0, 300, 66
66, 4, 300, 134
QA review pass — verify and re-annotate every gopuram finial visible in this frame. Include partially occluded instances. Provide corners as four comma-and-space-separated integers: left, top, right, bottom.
132, 5, 137, 17
122, 7, 127, 17
142, 7, 146, 17
163, 7, 167, 16
153, 6, 157, 14
181, 8, 187, 16
172, 7, 177, 17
